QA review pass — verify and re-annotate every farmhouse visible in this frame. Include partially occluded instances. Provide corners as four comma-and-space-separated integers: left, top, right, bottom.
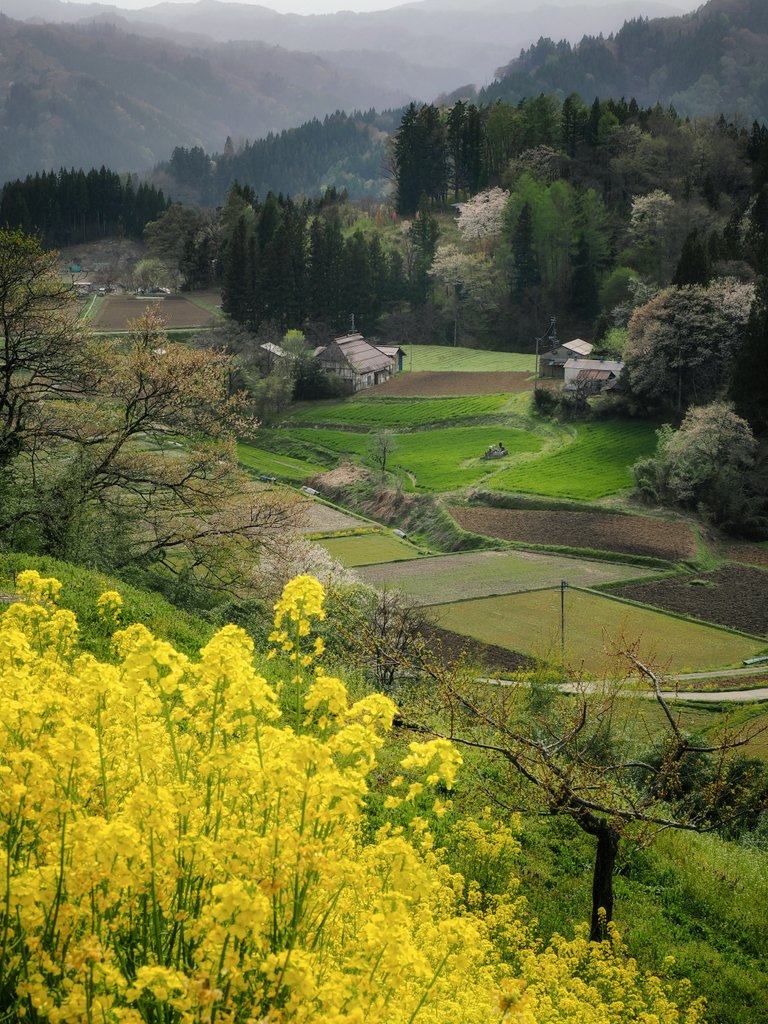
541, 337, 593, 378
563, 357, 624, 394
316, 333, 399, 391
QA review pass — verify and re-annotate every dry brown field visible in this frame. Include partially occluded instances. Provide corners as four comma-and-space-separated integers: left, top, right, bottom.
370, 370, 532, 397
90, 295, 219, 331
450, 506, 697, 562
610, 564, 768, 637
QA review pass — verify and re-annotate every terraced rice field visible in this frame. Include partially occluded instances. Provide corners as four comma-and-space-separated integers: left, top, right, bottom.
402, 345, 536, 373
494, 421, 658, 500
277, 426, 543, 491
237, 443, 325, 481
371, 371, 533, 397
288, 395, 511, 428
319, 534, 421, 566
392, 428, 542, 490
450, 507, 697, 562
432, 589, 765, 674
355, 550, 657, 605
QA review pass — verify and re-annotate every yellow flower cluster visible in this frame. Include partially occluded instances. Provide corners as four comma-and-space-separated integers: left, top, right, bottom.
96, 589, 123, 626
0, 571, 706, 1024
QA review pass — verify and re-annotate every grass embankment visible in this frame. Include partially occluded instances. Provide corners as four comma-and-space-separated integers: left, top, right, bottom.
0, 552, 213, 658
520, 816, 768, 1024
370, 721, 768, 1024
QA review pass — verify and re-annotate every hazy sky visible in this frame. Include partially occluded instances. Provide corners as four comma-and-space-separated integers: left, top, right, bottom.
66, 0, 703, 19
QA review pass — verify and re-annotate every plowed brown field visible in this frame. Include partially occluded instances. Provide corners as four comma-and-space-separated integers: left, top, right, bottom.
90, 295, 219, 331
419, 624, 532, 674
721, 542, 768, 568
370, 371, 532, 397
450, 506, 696, 561
610, 564, 768, 637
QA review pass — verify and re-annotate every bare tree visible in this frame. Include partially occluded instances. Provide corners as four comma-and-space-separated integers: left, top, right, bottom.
357, 626, 763, 940
339, 587, 436, 695
368, 429, 397, 480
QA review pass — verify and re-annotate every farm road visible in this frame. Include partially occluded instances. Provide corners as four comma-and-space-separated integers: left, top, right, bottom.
557, 676, 768, 703
486, 677, 768, 702
658, 687, 768, 702
485, 661, 768, 702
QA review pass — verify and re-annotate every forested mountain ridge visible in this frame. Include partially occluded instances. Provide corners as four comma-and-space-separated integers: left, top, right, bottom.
0, 14, 410, 183
485, 0, 768, 123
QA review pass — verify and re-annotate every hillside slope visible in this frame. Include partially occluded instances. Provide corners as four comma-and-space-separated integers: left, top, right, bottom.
484, 0, 768, 122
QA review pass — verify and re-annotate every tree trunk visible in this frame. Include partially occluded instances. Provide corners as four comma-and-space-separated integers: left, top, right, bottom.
590, 826, 619, 941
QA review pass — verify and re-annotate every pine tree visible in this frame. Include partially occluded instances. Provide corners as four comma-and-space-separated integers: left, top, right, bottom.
222, 214, 251, 323
409, 195, 440, 304
511, 202, 541, 301
673, 229, 712, 287
731, 277, 768, 433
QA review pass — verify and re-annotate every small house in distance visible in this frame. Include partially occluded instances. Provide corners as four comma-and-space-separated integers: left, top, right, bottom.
316, 333, 401, 392
563, 357, 624, 394
540, 337, 593, 378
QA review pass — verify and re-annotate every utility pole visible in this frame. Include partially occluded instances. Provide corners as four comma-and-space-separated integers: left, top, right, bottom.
560, 579, 567, 665
534, 316, 558, 385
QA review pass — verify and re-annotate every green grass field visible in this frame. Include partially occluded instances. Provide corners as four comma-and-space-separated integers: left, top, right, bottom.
495, 421, 658, 499
319, 534, 422, 566
356, 550, 657, 605
288, 395, 512, 428
392, 427, 542, 490
402, 345, 536, 373
237, 443, 325, 481
276, 426, 543, 491
432, 588, 764, 673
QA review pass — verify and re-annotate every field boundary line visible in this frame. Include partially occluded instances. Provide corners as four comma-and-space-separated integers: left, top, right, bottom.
424, 583, 567, 608
566, 584, 768, 644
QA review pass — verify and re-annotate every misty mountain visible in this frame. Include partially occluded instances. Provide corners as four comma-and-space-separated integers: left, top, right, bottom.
0, 14, 413, 182
484, 0, 768, 123
4, 0, 687, 95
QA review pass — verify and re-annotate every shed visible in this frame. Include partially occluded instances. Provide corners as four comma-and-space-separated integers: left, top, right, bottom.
563, 357, 624, 394
375, 345, 406, 373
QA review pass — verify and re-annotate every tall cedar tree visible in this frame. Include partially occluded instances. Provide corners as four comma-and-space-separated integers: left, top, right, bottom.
732, 277, 768, 434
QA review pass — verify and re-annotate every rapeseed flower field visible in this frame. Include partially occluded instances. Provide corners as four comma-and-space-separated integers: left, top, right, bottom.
0, 570, 705, 1023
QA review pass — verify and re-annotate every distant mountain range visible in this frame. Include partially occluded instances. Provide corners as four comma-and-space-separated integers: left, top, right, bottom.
0, 0, 687, 182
